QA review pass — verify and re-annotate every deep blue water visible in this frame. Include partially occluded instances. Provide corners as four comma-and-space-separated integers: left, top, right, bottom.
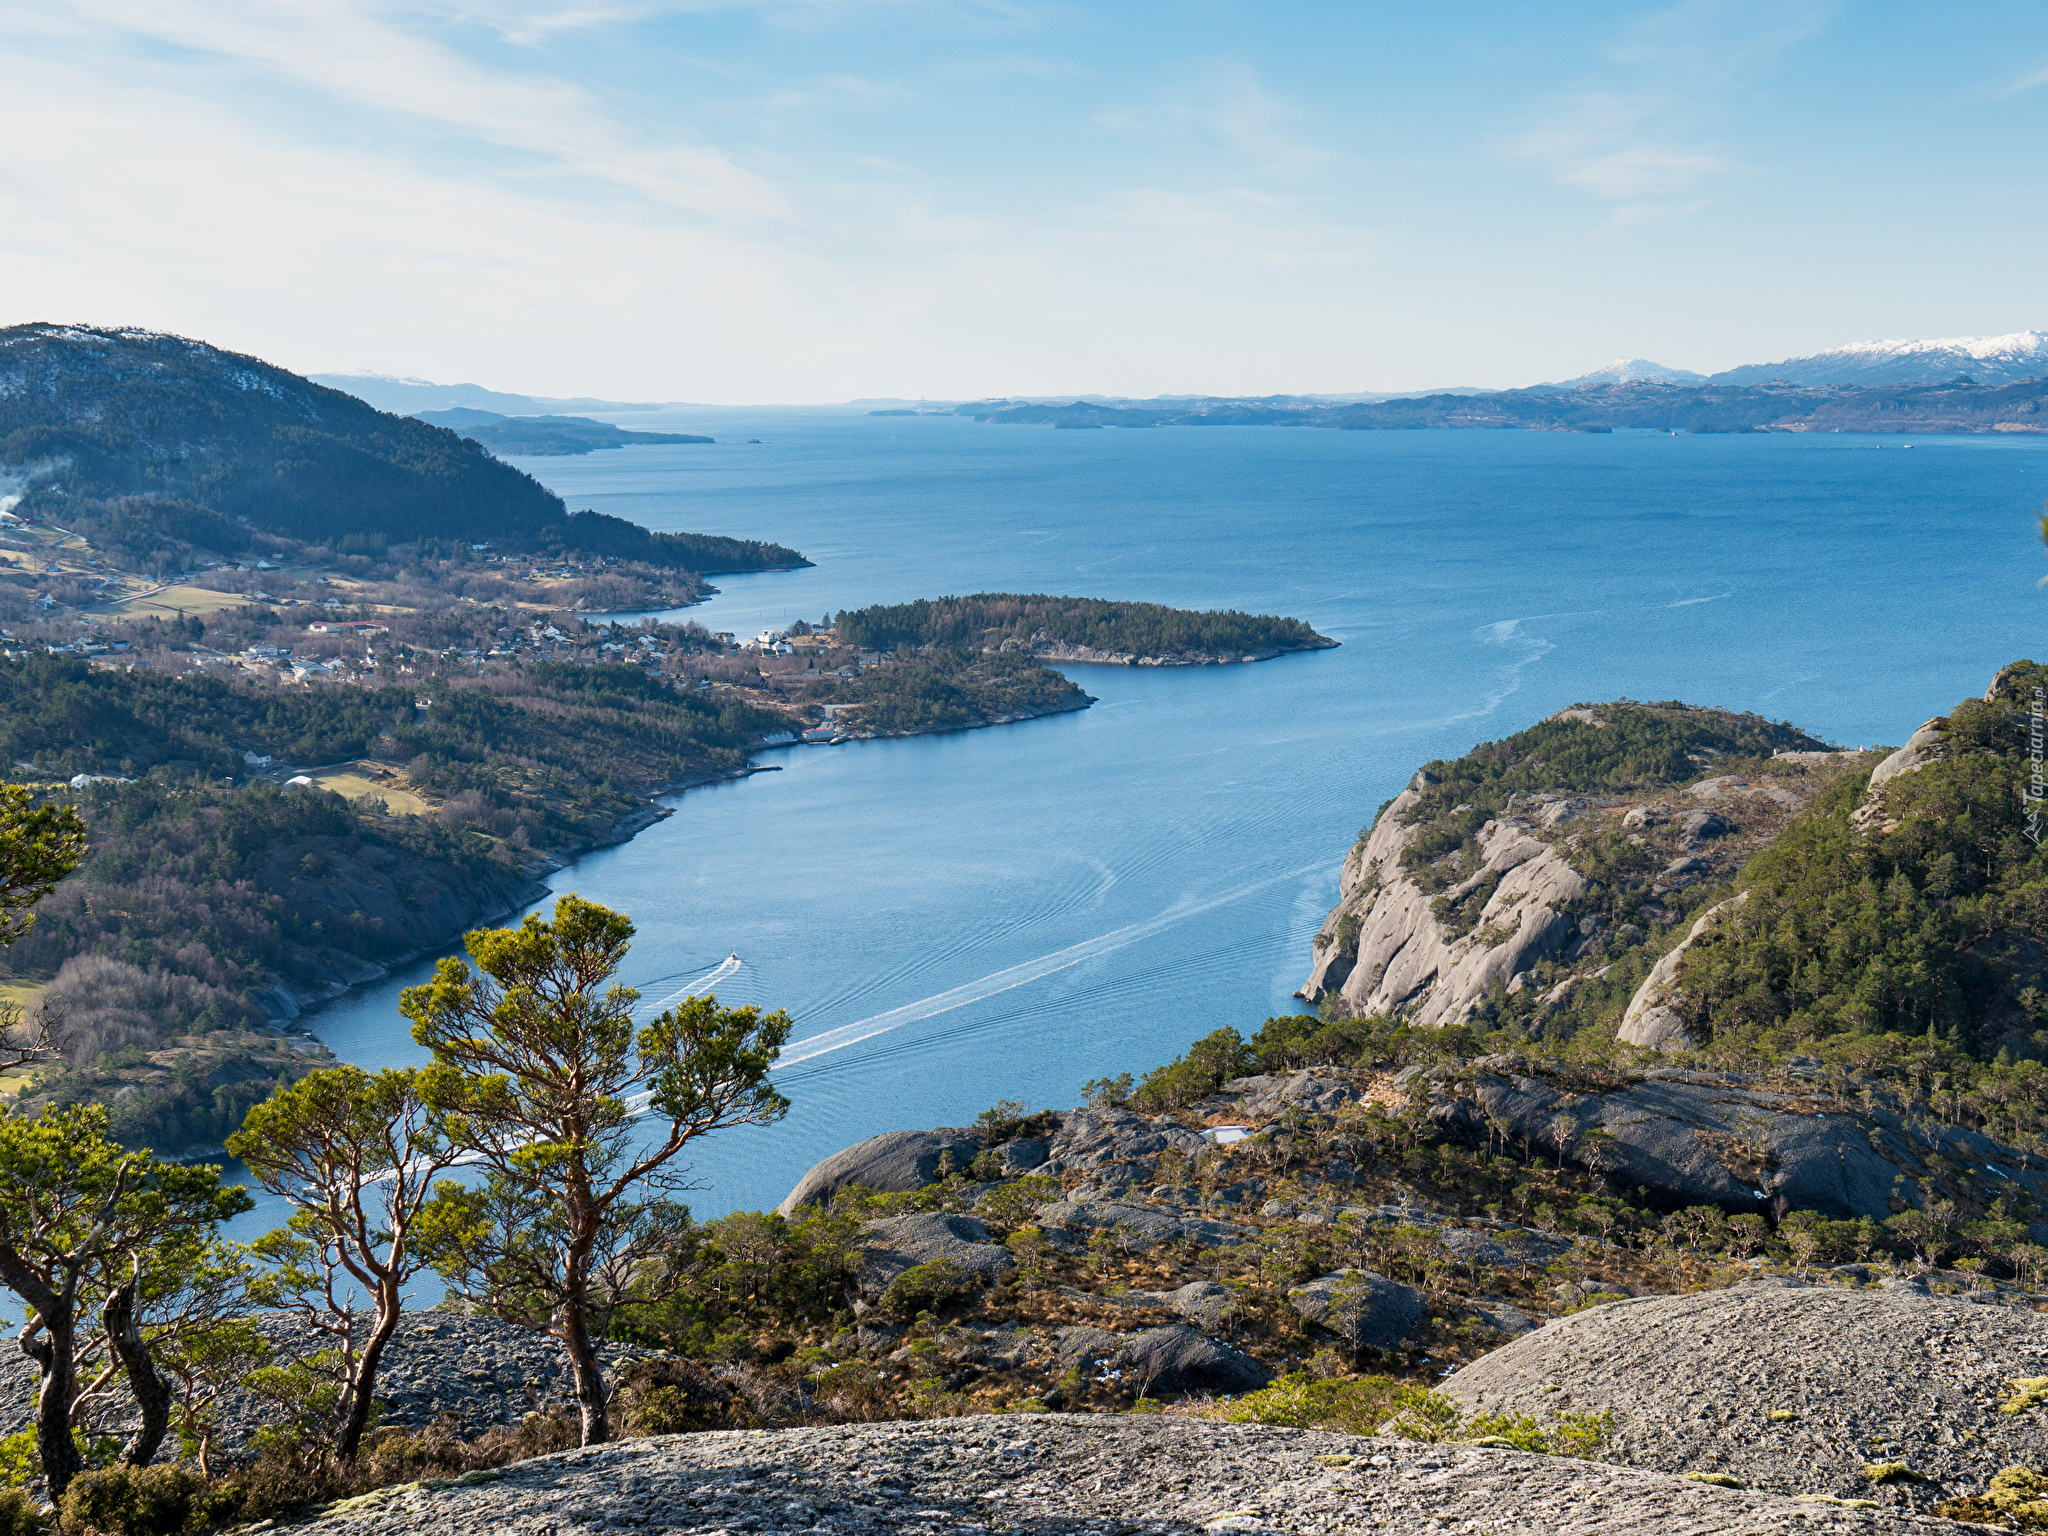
245, 416, 2048, 1236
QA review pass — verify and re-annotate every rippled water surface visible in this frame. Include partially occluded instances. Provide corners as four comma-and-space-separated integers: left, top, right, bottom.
271, 414, 2048, 1226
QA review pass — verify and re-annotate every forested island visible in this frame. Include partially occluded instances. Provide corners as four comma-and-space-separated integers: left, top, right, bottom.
832, 593, 1337, 665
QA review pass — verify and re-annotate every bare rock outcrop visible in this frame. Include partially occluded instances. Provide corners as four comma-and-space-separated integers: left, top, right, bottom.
1032, 1199, 1248, 1251
856, 1212, 1013, 1295
776, 1127, 983, 1215
1215, 1069, 1363, 1119
1286, 1268, 1429, 1350
1044, 1106, 1206, 1176
1300, 786, 1585, 1024
1055, 1324, 1271, 1396
1422, 1061, 2048, 1220
1851, 717, 1948, 834
1443, 1280, 2048, 1509
292, 1415, 1941, 1535
1615, 894, 1746, 1052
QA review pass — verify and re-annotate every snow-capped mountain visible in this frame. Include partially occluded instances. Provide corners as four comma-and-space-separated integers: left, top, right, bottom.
1546, 358, 1708, 387
1711, 331, 2048, 386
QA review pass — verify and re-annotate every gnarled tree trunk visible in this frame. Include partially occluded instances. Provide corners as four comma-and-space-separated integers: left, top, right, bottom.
103, 1275, 172, 1468
560, 1298, 609, 1446
337, 1283, 405, 1461
18, 1309, 82, 1498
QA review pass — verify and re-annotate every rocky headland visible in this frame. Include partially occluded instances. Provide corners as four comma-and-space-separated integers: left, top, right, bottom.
1296, 702, 1857, 1026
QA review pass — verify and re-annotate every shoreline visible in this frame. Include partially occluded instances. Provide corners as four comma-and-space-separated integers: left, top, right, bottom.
1020, 636, 1340, 667
268, 708, 1075, 1061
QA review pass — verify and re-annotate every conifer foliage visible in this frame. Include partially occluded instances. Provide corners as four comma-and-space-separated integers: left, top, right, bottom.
407, 894, 791, 1446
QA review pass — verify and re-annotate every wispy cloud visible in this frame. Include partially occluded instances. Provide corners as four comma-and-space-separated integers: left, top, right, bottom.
1994, 59, 2048, 97
1604, 198, 1714, 229
1095, 64, 1334, 178
761, 73, 913, 112
1507, 0, 1836, 216
1086, 187, 1373, 274
65, 0, 786, 218
1556, 143, 1729, 199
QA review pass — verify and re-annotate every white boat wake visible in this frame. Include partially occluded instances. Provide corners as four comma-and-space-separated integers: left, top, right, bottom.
773, 862, 1323, 1071
635, 953, 742, 1018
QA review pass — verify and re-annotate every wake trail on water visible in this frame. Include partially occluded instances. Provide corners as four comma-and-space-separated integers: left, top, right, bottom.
788, 853, 1184, 1028
773, 930, 1281, 1085
633, 953, 742, 1017
773, 863, 1324, 1071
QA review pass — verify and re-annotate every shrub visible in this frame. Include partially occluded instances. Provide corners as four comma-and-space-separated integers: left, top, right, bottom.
1225, 1374, 1412, 1435
880, 1258, 970, 1319
972, 1101, 1061, 1145
977, 1177, 1057, 1233
0, 1491, 42, 1536
615, 1359, 753, 1435
1080, 1074, 1132, 1109
1130, 1028, 1254, 1111
1228, 1374, 1608, 1458
57, 1465, 238, 1536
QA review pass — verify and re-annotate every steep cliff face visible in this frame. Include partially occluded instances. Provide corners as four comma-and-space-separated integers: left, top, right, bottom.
1299, 702, 1845, 1028
1613, 895, 1743, 1051
1300, 784, 1586, 1022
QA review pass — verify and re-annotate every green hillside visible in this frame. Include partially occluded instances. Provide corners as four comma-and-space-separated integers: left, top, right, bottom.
0, 325, 804, 573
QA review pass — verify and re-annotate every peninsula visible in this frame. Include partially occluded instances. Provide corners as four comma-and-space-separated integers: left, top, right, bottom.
833, 593, 1338, 665
411, 408, 716, 457
0, 586, 1339, 1149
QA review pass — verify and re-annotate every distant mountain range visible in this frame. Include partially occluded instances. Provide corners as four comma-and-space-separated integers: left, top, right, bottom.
312, 330, 2048, 417
1707, 330, 2048, 387
1540, 331, 2048, 391
309, 372, 675, 416
970, 375, 2048, 436
1546, 359, 1708, 388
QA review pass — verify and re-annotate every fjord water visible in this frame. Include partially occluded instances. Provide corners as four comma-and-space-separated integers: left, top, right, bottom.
293, 416, 2048, 1224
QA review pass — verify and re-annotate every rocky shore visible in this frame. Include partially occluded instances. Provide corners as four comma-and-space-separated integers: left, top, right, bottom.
1020, 636, 1340, 667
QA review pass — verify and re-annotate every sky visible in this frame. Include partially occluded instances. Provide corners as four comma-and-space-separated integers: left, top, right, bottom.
5, 1, 2048, 401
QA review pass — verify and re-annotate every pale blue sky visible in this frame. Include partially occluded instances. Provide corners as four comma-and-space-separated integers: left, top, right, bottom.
6, 1, 2047, 400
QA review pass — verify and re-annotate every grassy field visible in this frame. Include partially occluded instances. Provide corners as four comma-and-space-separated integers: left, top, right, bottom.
87, 582, 271, 620
309, 764, 432, 815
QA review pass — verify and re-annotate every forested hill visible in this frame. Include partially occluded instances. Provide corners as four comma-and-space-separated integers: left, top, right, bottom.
0, 325, 806, 572
833, 593, 1337, 664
